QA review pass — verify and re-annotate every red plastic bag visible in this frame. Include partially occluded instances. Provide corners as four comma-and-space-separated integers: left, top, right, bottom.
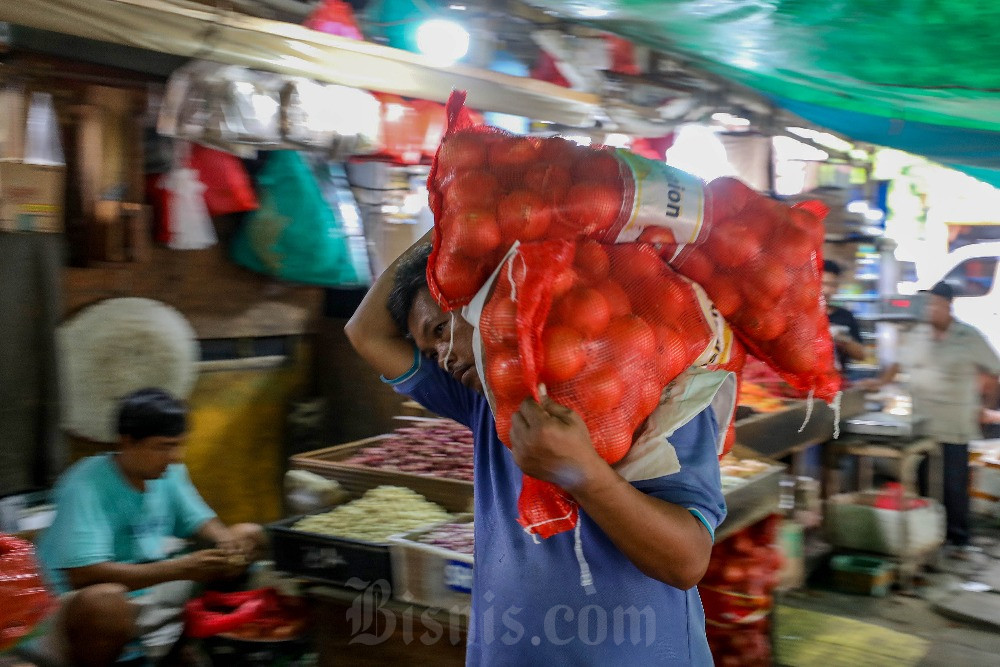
476, 240, 713, 537
187, 144, 259, 217
0, 534, 55, 652
304, 0, 364, 40
184, 588, 306, 640
372, 95, 425, 165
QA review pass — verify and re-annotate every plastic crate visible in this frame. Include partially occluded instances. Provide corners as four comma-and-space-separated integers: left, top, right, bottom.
268, 513, 395, 588
389, 515, 474, 612
830, 555, 894, 597
825, 492, 945, 556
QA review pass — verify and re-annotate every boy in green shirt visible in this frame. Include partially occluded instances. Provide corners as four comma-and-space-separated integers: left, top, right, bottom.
24, 389, 265, 665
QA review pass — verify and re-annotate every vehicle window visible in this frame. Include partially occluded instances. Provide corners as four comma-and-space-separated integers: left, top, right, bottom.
942, 257, 999, 297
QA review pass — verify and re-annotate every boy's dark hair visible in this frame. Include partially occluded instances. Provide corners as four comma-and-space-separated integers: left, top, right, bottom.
117, 388, 188, 441
823, 259, 842, 276
387, 243, 432, 335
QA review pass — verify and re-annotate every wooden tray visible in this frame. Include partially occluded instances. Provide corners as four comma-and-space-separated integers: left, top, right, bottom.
290, 436, 473, 514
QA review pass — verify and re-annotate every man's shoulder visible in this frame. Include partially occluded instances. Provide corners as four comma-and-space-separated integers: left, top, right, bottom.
953, 320, 987, 339
59, 454, 113, 488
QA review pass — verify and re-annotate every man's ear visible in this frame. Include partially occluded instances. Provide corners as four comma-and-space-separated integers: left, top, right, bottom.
119, 434, 135, 449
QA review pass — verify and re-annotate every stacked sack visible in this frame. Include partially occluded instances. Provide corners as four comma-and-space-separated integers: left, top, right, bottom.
427, 91, 837, 538
1, 534, 55, 652
699, 515, 783, 667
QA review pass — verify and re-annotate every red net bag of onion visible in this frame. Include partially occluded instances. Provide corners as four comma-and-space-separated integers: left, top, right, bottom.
427, 91, 839, 403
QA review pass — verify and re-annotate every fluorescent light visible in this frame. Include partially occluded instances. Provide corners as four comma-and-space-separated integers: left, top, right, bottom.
711, 112, 750, 127
416, 19, 470, 66
578, 8, 609, 18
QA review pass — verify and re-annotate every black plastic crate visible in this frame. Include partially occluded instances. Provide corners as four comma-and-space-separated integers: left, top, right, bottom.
268, 515, 394, 588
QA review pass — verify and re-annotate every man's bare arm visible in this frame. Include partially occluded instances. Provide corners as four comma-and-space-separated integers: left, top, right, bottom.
345, 231, 432, 379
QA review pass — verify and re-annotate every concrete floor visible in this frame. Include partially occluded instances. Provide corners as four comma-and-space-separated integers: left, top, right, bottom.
776, 518, 1000, 667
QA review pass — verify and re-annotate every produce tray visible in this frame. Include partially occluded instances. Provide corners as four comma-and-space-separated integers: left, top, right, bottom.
716, 452, 785, 543
268, 511, 396, 588
390, 514, 474, 611
289, 436, 473, 514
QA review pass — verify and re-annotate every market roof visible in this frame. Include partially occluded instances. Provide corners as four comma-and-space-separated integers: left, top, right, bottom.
527, 0, 1000, 186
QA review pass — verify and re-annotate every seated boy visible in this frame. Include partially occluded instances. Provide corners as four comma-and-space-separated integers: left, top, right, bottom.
23, 388, 266, 665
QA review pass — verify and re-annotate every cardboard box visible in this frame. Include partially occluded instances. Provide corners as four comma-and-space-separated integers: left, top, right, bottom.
0, 87, 26, 160
0, 161, 65, 233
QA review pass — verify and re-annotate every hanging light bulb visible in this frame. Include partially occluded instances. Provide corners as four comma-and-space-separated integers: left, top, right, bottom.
416, 19, 470, 66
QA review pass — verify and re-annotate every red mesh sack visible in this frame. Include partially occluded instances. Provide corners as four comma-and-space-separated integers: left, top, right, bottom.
0, 534, 55, 652
428, 92, 838, 403
188, 144, 259, 217
476, 240, 714, 538
664, 178, 840, 401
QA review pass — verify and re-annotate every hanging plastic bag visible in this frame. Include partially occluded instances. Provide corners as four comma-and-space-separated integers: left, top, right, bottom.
187, 143, 258, 216
373, 94, 425, 165
230, 150, 363, 287
23, 92, 65, 166
280, 79, 380, 155
304, 0, 365, 40
163, 145, 217, 250
0, 534, 55, 652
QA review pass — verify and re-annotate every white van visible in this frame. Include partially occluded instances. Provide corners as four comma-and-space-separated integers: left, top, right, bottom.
916, 241, 1000, 352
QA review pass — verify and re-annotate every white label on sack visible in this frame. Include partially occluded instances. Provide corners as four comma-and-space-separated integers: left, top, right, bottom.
444, 560, 473, 593
614, 150, 706, 246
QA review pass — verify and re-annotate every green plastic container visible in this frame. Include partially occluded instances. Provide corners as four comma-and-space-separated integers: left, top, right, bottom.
830, 555, 895, 597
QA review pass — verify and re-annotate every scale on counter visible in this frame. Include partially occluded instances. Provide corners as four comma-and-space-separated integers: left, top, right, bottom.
878, 293, 928, 321
841, 411, 928, 439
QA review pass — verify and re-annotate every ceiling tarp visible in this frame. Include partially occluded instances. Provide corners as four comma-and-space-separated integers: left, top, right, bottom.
0, 0, 602, 126
530, 0, 1000, 176
773, 97, 1000, 189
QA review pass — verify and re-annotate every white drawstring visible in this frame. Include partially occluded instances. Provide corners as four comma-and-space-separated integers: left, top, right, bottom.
574, 515, 596, 595
832, 390, 843, 439
521, 506, 575, 544
507, 254, 518, 302
443, 312, 456, 372
797, 388, 816, 433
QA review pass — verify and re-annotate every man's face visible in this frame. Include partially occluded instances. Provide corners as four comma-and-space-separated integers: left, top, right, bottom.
822, 271, 839, 304
408, 288, 483, 392
926, 294, 952, 328
123, 435, 185, 480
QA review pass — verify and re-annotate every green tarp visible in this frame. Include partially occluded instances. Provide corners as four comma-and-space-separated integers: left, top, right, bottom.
530, 1, 1000, 132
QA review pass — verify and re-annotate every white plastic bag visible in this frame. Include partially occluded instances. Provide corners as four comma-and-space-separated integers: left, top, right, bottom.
23, 92, 65, 166
163, 161, 216, 250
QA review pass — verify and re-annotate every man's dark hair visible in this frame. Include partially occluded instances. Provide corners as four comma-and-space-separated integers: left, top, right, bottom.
117, 388, 188, 441
387, 243, 432, 335
823, 259, 842, 276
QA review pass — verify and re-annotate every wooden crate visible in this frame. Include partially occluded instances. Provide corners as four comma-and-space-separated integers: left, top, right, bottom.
290, 437, 473, 514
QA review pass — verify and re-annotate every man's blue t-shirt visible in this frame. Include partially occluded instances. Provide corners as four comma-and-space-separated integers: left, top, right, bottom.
37, 454, 216, 595
390, 357, 727, 666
